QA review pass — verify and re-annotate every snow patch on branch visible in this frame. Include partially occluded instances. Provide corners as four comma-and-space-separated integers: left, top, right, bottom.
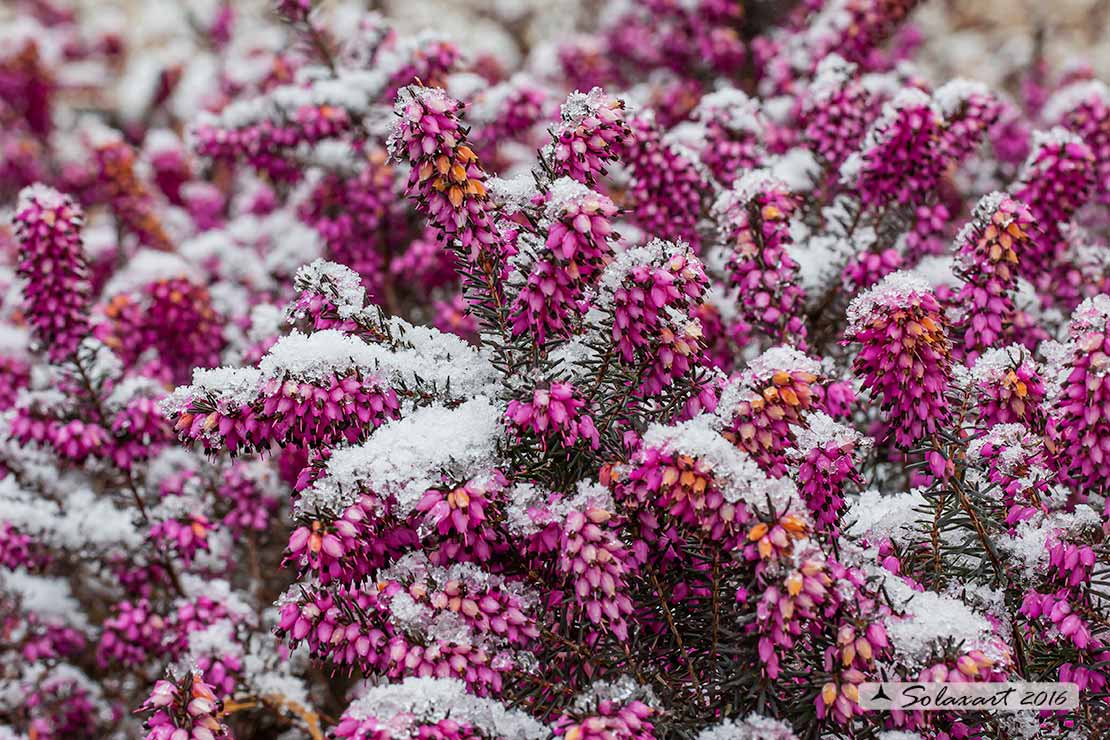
342, 676, 548, 738
846, 271, 934, 332
643, 415, 802, 514
300, 396, 504, 515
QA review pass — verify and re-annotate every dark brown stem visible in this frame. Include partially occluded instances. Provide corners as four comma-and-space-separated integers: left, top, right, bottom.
306, 21, 337, 76
711, 548, 721, 662
71, 351, 184, 597
650, 572, 705, 703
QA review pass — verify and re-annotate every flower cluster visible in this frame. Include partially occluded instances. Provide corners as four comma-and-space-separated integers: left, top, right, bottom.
1, 2, 1110, 739
137, 671, 231, 740
509, 181, 618, 343
1050, 295, 1110, 495
621, 112, 708, 248
12, 185, 91, 362
841, 89, 945, 208
390, 87, 503, 260
846, 272, 953, 447
801, 55, 871, 170
713, 172, 807, 346
952, 193, 1036, 360
1012, 128, 1097, 281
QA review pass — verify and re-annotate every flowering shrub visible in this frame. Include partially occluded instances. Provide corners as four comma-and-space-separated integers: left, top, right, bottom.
1, 1, 1109, 738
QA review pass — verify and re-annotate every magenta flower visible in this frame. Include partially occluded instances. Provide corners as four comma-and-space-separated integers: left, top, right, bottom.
97, 600, 167, 668
540, 494, 636, 641
1012, 128, 1096, 279
470, 74, 548, 158
691, 88, 766, 185
150, 512, 213, 566
12, 185, 91, 361
284, 493, 414, 585
788, 413, 869, 532
0, 522, 48, 570
719, 347, 823, 477
299, 152, 398, 286
935, 79, 1000, 166
166, 331, 401, 454
137, 671, 231, 740
194, 103, 352, 182
603, 239, 708, 394
509, 182, 618, 344
753, 555, 832, 679
714, 171, 807, 347
845, 272, 952, 448
1049, 295, 1110, 496
1046, 80, 1110, 203
5, 5, 1110, 739
801, 55, 871, 170
98, 275, 226, 382
415, 473, 507, 563
622, 112, 708, 248
390, 86, 505, 260
970, 346, 1046, 431
549, 88, 629, 187
967, 424, 1053, 527
952, 193, 1036, 361
840, 89, 944, 208
93, 140, 173, 252
840, 247, 903, 294
553, 699, 654, 740
276, 578, 510, 695
507, 382, 599, 451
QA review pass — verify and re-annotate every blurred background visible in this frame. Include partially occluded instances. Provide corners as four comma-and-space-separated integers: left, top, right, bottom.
2, 0, 1108, 121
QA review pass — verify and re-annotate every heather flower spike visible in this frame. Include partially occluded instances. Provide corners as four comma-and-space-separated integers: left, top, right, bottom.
840, 89, 946, 209
953, 192, 1036, 361
12, 185, 92, 362
713, 170, 807, 347
138, 671, 232, 740
845, 272, 953, 447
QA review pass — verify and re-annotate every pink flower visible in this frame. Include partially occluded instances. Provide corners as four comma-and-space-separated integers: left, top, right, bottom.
550, 88, 630, 186
93, 140, 173, 252
1049, 81, 1110, 203
621, 112, 708, 249
692, 89, 766, 185
801, 55, 871, 170
1012, 129, 1096, 280
844, 89, 945, 209
553, 700, 654, 740
936, 80, 1000, 166
970, 346, 1046, 431
98, 277, 225, 383
137, 671, 231, 740
605, 240, 708, 395
714, 172, 807, 347
953, 194, 1036, 361
97, 600, 167, 668
845, 272, 952, 448
1049, 295, 1110, 495
415, 473, 508, 563
507, 382, 599, 451
390, 87, 505, 261
12, 185, 91, 361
